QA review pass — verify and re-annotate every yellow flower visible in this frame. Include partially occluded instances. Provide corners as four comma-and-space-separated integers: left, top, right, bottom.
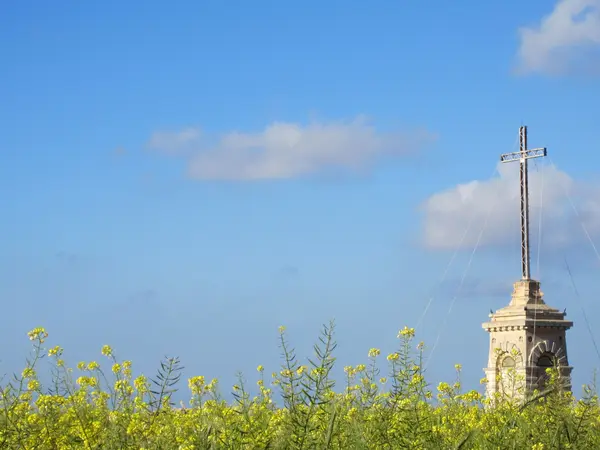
47, 346, 62, 357
461, 390, 481, 402
27, 379, 40, 391
77, 361, 86, 370
134, 375, 148, 391
398, 326, 415, 338
188, 376, 205, 392
387, 352, 399, 362
27, 327, 48, 342
206, 378, 218, 391
257, 365, 264, 372
411, 374, 425, 385
368, 348, 381, 358
355, 364, 366, 373
437, 382, 451, 393
278, 325, 286, 334
88, 361, 100, 371
454, 363, 462, 371
296, 365, 306, 375
112, 363, 122, 374
22, 367, 35, 379
101, 345, 113, 357
114, 379, 130, 392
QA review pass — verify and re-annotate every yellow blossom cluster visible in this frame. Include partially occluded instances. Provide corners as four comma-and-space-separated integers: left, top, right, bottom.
0, 325, 595, 448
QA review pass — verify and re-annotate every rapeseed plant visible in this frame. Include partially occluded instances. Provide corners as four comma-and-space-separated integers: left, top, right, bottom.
0, 323, 598, 448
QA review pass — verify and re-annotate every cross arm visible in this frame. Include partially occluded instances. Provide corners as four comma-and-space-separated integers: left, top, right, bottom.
500, 148, 547, 163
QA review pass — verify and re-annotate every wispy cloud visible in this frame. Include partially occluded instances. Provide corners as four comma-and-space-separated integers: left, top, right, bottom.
127, 289, 159, 306
515, 0, 600, 76
146, 116, 435, 181
274, 265, 300, 280
147, 127, 202, 155
55, 251, 81, 267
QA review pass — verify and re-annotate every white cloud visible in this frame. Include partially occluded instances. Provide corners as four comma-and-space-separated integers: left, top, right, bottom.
421, 162, 600, 250
516, 0, 600, 75
146, 117, 435, 180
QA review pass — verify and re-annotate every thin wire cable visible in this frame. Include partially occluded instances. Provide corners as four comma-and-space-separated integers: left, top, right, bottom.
414, 232, 466, 332
425, 167, 501, 370
529, 158, 545, 381
564, 256, 600, 365
536, 159, 545, 279
547, 155, 600, 367
549, 156, 600, 265
415, 164, 499, 332
415, 133, 520, 335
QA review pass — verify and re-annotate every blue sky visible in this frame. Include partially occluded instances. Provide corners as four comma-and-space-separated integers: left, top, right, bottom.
2, 0, 600, 399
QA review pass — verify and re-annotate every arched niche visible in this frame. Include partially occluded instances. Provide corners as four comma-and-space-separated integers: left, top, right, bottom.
528, 340, 567, 367
502, 356, 516, 368
494, 345, 524, 396
536, 352, 556, 368
493, 341, 524, 367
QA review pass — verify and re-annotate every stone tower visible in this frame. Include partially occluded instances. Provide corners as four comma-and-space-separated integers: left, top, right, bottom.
482, 279, 572, 399
482, 126, 573, 400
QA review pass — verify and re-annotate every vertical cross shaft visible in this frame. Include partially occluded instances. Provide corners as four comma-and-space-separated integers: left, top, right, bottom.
500, 127, 547, 281
519, 126, 530, 280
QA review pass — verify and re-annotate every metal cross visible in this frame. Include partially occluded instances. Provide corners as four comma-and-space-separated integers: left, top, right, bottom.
500, 126, 547, 280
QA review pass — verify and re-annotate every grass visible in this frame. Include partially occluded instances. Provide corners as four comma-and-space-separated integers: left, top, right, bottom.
1, 323, 599, 449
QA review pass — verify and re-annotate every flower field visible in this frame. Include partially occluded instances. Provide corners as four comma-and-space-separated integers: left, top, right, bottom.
1, 323, 599, 449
